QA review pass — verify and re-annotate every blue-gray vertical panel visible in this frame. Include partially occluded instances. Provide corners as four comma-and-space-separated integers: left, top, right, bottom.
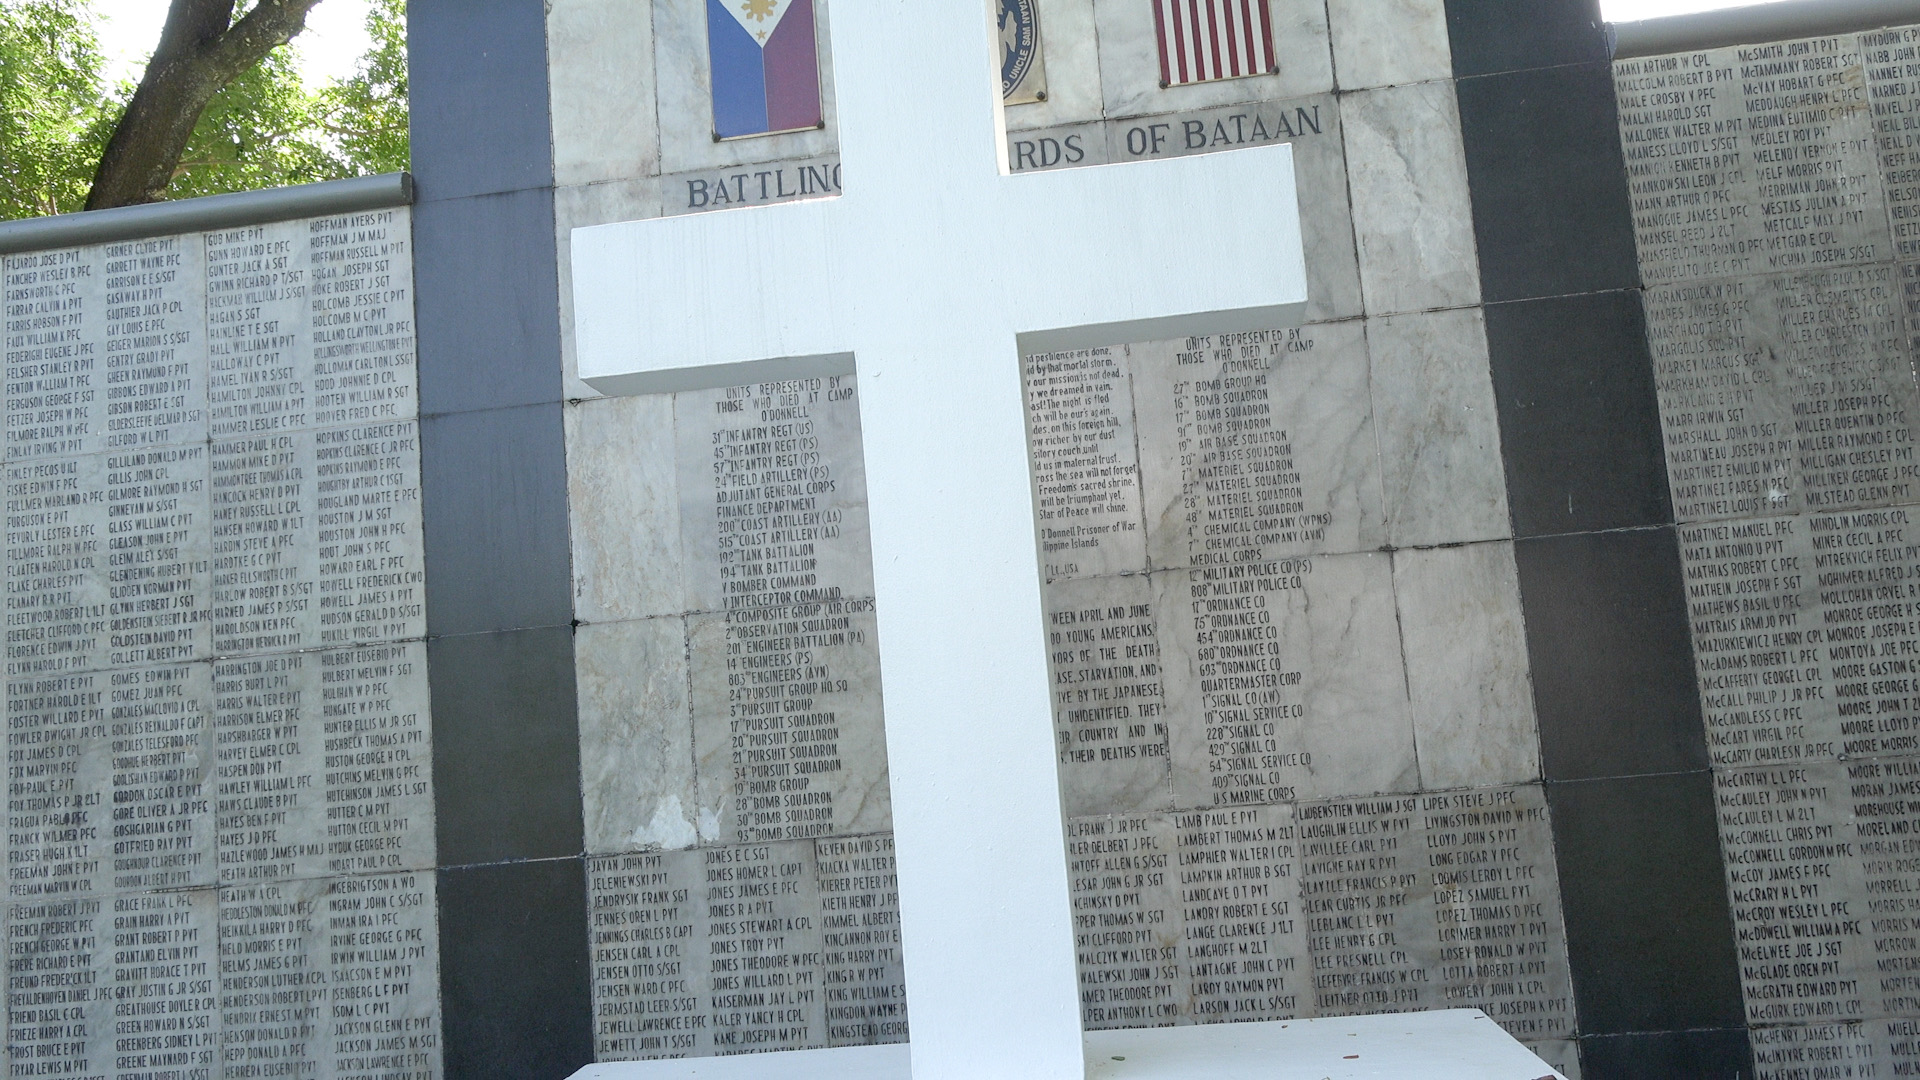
1444, 0, 1749, 1073
413, 188, 567, 414
408, 0, 555, 201
409, 1, 590, 1074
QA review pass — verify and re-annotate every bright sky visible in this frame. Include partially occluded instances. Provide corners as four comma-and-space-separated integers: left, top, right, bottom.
1601, 0, 1801, 22
89, 0, 376, 89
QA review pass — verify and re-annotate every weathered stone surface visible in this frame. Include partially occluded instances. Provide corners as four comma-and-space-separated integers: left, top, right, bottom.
566, 393, 684, 623
1, 209, 437, 1079
1396, 542, 1540, 791
1367, 306, 1508, 548
1160, 550, 1417, 807
577, 617, 703, 854
1326, 0, 1451, 91
548, 0, 660, 187
1341, 81, 1481, 316
1130, 321, 1385, 571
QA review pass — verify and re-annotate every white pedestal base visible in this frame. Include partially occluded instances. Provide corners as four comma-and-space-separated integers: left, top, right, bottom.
566, 1010, 1566, 1080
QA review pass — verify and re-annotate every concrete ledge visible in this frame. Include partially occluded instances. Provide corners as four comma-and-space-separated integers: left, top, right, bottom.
1611, 0, 1920, 58
0, 171, 413, 254
563, 1011, 1564, 1079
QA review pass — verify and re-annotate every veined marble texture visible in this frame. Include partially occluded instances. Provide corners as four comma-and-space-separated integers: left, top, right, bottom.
1341, 80, 1481, 316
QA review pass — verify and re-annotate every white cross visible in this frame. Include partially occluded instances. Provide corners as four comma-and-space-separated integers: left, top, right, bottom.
569, 0, 1305, 1076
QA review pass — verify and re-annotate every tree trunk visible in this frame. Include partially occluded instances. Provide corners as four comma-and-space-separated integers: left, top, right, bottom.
85, 0, 325, 210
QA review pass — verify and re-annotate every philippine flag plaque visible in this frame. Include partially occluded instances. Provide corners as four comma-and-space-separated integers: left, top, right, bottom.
706, 0, 825, 139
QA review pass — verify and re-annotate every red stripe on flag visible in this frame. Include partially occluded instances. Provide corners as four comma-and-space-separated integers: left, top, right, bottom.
1254, 0, 1273, 71
1203, 0, 1222, 80
1156, 0, 1276, 85
1170, 0, 1189, 84
1152, 0, 1171, 85
1222, 0, 1241, 77
1247, 0, 1261, 70
1187, 0, 1204, 80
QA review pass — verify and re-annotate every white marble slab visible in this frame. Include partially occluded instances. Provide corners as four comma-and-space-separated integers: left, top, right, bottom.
566, 393, 685, 623
549, 0, 661, 187
1341, 81, 1481, 316
1367, 307, 1508, 547
1130, 321, 1385, 569
1159, 551, 1417, 806
1395, 542, 1540, 790
1046, 573, 1172, 817
1326, 0, 1452, 91
577, 616, 704, 853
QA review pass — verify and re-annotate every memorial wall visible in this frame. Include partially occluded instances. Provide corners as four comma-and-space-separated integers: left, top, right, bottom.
1, 206, 438, 1079
546, 0, 1581, 1073
1615, 24, 1920, 1077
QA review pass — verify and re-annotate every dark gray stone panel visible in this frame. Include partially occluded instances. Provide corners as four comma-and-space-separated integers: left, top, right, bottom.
1549, 774, 1746, 1036
1516, 527, 1707, 781
1443, 0, 1608, 78
439, 858, 595, 1080
422, 402, 575, 636
413, 188, 566, 415
1488, 291, 1672, 537
407, 0, 555, 201
1456, 62, 1640, 303
431, 626, 584, 866
1578, 1029, 1756, 1080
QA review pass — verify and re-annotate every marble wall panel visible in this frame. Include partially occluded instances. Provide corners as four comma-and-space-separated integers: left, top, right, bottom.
2, 208, 436, 1079
100, 233, 210, 454
548, 0, 660, 187
1046, 572, 1171, 818
577, 617, 702, 854
1615, 39, 1889, 287
813, 832, 905, 1046
572, 368, 898, 1059
1067, 811, 1186, 1029
565, 394, 684, 623
686, 605, 891, 847
1645, 269, 1920, 524
1092, 0, 1333, 118
1367, 307, 1509, 547
1130, 322, 1385, 570
1024, 346, 1147, 584
215, 640, 434, 884
672, 375, 874, 615
1341, 81, 1481, 316
1062, 785, 1573, 1039
4, 243, 109, 460
1325, 0, 1452, 91
6, 450, 123, 679
1159, 550, 1418, 807
586, 837, 891, 1060
651, 0, 839, 175
1620, 27, 1920, 1071
2, 660, 217, 899
1395, 542, 1540, 791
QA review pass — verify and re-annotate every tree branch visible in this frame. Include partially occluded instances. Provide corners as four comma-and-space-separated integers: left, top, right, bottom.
85, 0, 325, 209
